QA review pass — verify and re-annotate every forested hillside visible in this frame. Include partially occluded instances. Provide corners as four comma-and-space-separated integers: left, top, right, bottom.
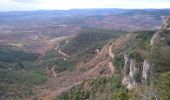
0, 9, 170, 100
56, 17, 170, 100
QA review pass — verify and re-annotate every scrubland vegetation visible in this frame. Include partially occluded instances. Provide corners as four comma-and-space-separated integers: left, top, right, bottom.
56, 30, 170, 100
0, 9, 170, 100
42, 29, 125, 72
0, 45, 47, 98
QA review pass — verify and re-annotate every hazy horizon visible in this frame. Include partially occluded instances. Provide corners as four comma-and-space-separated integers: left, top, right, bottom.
0, 0, 170, 11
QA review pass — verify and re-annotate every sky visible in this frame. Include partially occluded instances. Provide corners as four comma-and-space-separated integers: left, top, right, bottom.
0, 0, 170, 11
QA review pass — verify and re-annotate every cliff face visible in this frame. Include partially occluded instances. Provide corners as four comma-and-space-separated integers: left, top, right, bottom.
122, 54, 142, 90
123, 16, 170, 90
150, 16, 170, 45
122, 54, 131, 87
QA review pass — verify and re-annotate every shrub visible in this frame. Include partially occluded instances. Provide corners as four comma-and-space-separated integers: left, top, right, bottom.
112, 88, 128, 100
113, 54, 124, 71
128, 50, 142, 62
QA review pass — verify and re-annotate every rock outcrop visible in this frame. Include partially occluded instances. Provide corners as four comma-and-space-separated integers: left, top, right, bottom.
123, 16, 170, 90
129, 60, 141, 83
122, 54, 130, 86
142, 60, 152, 82
150, 16, 170, 45
122, 54, 141, 90
122, 55, 152, 90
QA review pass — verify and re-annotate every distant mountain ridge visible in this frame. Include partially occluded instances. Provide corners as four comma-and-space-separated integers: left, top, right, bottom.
0, 9, 170, 20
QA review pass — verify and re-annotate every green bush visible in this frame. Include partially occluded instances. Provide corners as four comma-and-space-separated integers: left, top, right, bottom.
112, 88, 128, 100
113, 54, 124, 71
135, 31, 155, 49
128, 50, 142, 62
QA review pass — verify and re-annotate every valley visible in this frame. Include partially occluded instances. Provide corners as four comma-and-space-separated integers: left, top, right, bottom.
0, 9, 170, 100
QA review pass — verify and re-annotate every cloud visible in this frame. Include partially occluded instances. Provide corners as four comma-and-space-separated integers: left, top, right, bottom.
0, 0, 40, 11
0, 0, 170, 11
12, 0, 35, 3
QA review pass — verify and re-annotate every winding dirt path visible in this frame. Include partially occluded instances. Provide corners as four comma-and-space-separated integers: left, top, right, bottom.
58, 49, 70, 57
29, 34, 136, 100
51, 65, 57, 77
34, 43, 113, 100
55, 42, 117, 97
38, 42, 116, 100
107, 42, 116, 75
108, 61, 115, 75
108, 43, 115, 58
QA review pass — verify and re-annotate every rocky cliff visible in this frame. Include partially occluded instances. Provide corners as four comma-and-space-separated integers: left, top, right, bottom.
122, 16, 170, 90
150, 16, 170, 45
122, 54, 142, 90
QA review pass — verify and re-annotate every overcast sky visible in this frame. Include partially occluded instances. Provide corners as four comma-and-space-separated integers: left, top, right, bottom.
0, 0, 170, 11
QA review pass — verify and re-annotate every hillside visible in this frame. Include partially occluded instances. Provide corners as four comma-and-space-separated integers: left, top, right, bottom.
0, 9, 170, 100
0, 28, 125, 99
56, 17, 170, 100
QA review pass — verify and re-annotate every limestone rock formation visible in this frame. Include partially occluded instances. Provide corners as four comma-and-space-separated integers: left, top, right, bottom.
122, 16, 170, 90
142, 60, 152, 81
150, 16, 170, 45
129, 59, 141, 84
122, 56, 153, 90
122, 54, 130, 86
123, 54, 130, 75
122, 54, 141, 90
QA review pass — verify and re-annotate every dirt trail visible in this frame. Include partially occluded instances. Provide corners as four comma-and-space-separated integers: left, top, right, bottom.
46, 42, 116, 99
8, 67, 12, 71
48, 36, 73, 44
58, 49, 70, 57
108, 61, 115, 75
52, 38, 70, 58
54, 43, 60, 50
50, 39, 70, 77
34, 43, 112, 100
108, 43, 114, 58
30, 33, 135, 100
51, 65, 57, 77
31, 35, 75, 55
107, 42, 116, 75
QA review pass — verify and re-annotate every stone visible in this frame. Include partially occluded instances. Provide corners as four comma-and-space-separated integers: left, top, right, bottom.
150, 16, 170, 46
142, 60, 151, 82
